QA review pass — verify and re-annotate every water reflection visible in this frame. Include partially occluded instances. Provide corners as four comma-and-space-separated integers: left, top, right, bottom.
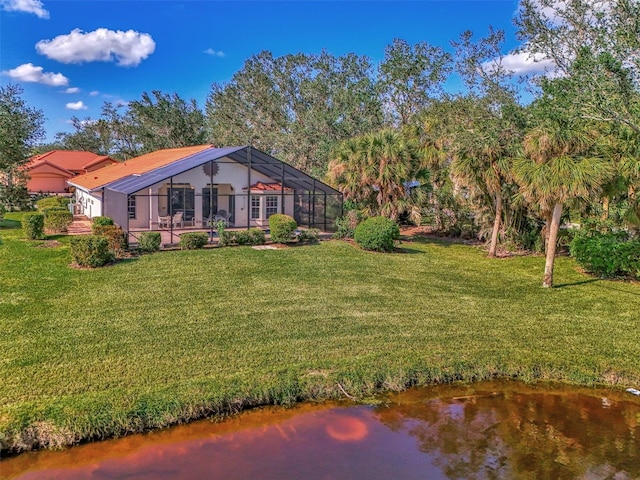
3, 381, 640, 479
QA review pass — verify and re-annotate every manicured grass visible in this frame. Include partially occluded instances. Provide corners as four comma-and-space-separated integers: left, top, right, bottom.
1, 212, 640, 452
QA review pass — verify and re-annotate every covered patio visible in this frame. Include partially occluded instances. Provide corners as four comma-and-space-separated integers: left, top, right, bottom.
93, 146, 341, 245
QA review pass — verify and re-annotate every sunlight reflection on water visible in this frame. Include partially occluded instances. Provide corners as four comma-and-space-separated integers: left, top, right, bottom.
3, 381, 640, 479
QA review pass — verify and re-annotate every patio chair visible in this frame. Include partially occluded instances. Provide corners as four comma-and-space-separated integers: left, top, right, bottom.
172, 211, 184, 228
158, 215, 171, 229
213, 209, 231, 226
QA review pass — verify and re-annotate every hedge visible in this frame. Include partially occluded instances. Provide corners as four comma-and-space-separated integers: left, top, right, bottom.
44, 209, 73, 233
21, 213, 45, 240
93, 225, 128, 258
138, 232, 162, 253
179, 232, 208, 250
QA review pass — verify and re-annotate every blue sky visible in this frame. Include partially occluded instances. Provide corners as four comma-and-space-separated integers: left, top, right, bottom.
1, 0, 528, 141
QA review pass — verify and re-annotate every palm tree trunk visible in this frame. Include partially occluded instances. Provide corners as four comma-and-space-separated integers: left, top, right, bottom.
488, 192, 502, 257
543, 202, 563, 288
602, 196, 610, 220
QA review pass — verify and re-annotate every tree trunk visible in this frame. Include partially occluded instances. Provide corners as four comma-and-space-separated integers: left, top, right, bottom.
543, 202, 563, 288
488, 192, 502, 257
602, 196, 610, 220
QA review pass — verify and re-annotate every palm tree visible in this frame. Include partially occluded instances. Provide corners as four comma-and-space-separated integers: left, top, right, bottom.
513, 122, 613, 287
327, 129, 428, 221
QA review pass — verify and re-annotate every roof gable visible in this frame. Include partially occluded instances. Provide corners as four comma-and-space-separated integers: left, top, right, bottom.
26, 150, 114, 172
69, 145, 217, 191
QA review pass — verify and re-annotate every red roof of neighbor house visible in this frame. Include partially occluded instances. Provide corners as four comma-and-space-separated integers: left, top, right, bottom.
245, 182, 293, 192
69, 145, 215, 191
24, 150, 116, 173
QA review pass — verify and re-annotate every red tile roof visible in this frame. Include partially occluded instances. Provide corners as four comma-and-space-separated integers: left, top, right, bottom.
25, 150, 116, 173
246, 182, 292, 192
69, 145, 215, 191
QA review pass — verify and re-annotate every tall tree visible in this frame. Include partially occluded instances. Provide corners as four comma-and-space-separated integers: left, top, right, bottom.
444, 29, 527, 256
327, 129, 429, 221
378, 39, 452, 127
206, 50, 382, 175
128, 90, 207, 153
513, 107, 613, 287
515, 0, 640, 132
0, 84, 45, 189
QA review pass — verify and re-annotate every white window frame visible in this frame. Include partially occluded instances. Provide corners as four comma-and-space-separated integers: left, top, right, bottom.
265, 195, 279, 218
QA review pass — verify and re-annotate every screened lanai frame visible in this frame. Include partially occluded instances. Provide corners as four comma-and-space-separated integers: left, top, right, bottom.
101, 146, 343, 244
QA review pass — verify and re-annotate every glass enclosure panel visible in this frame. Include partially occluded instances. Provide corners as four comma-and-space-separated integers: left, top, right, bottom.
169, 186, 195, 221
202, 187, 218, 222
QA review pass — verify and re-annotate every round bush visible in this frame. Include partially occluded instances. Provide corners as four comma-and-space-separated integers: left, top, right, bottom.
70, 235, 112, 267
354, 216, 400, 252
269, 214, 297, 243
21, 213, 45, 240
93, 225, 128, 258
138, 232, 162, 253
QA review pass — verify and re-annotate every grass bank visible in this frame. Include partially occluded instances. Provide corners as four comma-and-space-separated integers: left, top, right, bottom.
1, 213, 639, 453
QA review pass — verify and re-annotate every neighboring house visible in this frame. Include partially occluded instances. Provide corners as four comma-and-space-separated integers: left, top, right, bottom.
68, 145, 342, 233
23, 150, 117, 194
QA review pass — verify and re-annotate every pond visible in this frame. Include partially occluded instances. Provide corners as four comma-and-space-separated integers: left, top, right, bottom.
3, 381, 640, 479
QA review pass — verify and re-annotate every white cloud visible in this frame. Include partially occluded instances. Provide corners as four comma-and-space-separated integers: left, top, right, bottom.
204, 48, 225, 58
36, 28, 156, 67
66, 101, 88, 110
3, 63, 68, 86
64, 87, 80, 94
89, 90, 100, 96
0, 0, 49, 18
485, 52, 558, 76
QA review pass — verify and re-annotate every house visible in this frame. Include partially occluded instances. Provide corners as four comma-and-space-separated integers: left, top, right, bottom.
68, 145, 342, 235
23, 150, 117, 194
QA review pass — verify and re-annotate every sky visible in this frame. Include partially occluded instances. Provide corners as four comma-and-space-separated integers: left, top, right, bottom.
1, 0, 535, 142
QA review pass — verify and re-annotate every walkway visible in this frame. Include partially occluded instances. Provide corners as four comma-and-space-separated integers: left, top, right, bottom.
67, 216, 92, 235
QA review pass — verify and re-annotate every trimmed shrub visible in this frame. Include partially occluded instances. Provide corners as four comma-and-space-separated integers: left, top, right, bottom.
297, 228, 320, 244
93, 225, 128, 258
269, 214, 297, 243
92, 216, 114, 232
333, 210, 367, 239
21, 213, 45, 240
0, 204, 6, 221
180, 232, 208, 250
36, 196, 70, 211
138, 232, 162, 253
248, 228, 266, 245
70, 235, 113, 267
354, 216, 400, 252
220, 228, 267, 247
44, 208, 73, 233
570, 230, 640, 279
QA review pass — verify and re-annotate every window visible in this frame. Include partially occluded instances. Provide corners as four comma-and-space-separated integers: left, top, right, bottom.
251, 196, 260, 219
128, 195, 136, 219
168, 185, 195, 221
265, 195, 278, 218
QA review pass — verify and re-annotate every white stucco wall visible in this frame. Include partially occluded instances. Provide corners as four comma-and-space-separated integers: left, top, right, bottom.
74, 188, 103, 218
128, 156, 294, 229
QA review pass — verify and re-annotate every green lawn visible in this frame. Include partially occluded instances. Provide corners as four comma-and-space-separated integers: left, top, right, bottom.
1, 212, 640, 452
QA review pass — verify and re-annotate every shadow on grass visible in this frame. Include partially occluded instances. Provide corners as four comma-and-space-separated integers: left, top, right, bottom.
394, 246, 425, 254
401, 236, 467, 248
554, 279, 601, 288
0, 219, 21, 229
